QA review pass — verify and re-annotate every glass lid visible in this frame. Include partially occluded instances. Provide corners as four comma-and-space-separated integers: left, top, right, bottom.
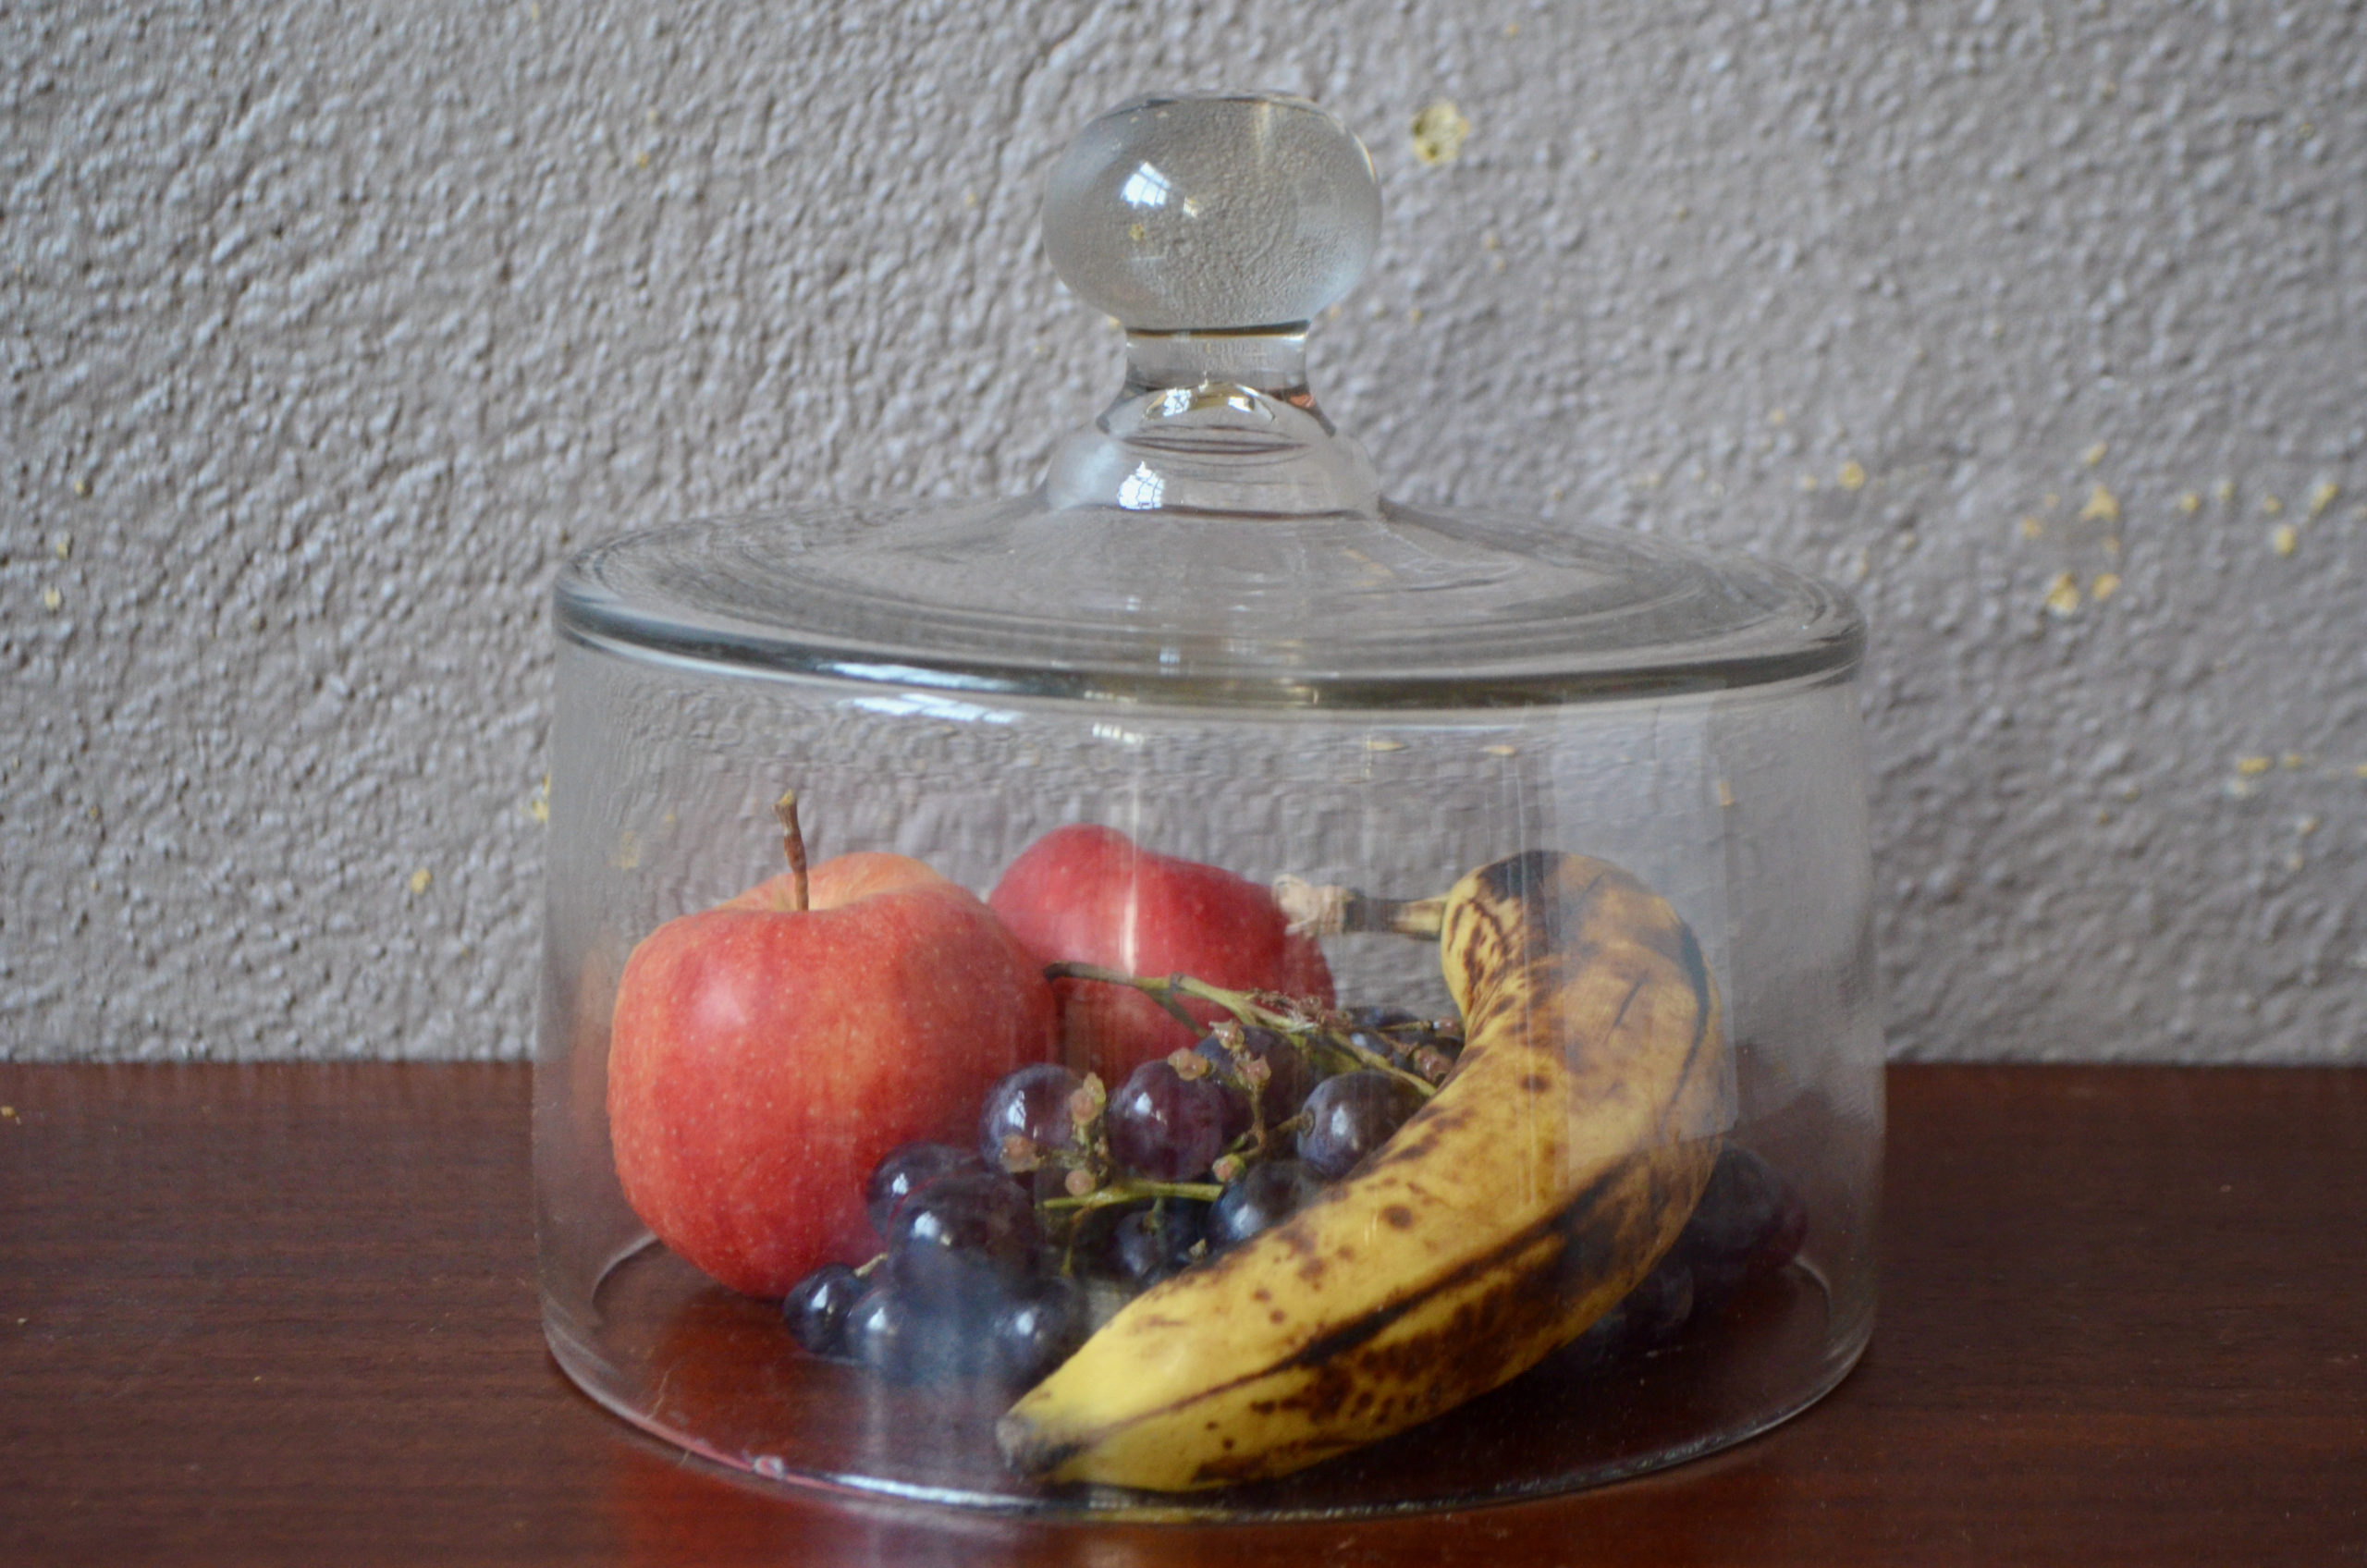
558, 92, 1862, 709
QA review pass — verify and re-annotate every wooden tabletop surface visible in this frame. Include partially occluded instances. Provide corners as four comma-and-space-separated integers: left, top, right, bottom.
1, 1061, 2360, 1565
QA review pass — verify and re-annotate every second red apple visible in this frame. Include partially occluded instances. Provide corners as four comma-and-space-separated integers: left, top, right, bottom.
987, 824, 1334, 1083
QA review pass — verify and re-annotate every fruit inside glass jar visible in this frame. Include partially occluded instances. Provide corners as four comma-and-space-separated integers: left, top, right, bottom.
607, 794, 1804, 1494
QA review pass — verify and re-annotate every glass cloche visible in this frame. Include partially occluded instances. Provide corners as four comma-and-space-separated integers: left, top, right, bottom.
535, 91, 1880, 1518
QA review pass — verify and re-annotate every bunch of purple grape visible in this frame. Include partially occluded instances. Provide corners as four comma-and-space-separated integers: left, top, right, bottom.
779, 1004, 1807, 1392
780, 1007, 1460, 1386
783, 1143, 1080, 1387
1567, 1145, 1811, 1367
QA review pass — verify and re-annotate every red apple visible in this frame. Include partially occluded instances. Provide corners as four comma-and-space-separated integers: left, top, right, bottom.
987, 824, 1334, 1083
608, 848, 1058, 1299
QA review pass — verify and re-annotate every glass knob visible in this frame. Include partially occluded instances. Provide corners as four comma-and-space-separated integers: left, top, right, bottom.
1045, 92, 1381, 333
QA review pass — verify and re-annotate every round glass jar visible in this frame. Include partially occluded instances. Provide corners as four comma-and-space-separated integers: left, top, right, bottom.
535, 92, 1880, 1518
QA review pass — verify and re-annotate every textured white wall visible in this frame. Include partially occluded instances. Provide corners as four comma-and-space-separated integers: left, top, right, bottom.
4, 1, 2362, 1061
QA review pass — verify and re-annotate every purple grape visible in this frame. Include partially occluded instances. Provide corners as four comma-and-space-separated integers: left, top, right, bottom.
1194, 1025, 1314, 1127
1402, 1022, 1466, 1079
842, 1282, 996, 1385
1569, 1257, 1696, 1369
842, 1286, 918, 1378
1106, 1060, 1230, 1181
1296, 1071, 1424, 1180
1110, 1201, 1208, 1285
1209, 1081, 1256, 1148
990, 1278, 1089, 1385
1672, 1146, 1808, 1303
865, 1142, 986, 1235
1629, 1258, 1697, 1343
976, 1063, 1084, 1174
1208, 1159, 1326, 1246
782, 1264, 867, 1356
886, 1171, 1039, 1305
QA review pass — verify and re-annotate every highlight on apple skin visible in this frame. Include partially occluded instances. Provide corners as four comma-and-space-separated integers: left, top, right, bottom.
987, 824, 1334, 1084
608, 850, 1060, 1299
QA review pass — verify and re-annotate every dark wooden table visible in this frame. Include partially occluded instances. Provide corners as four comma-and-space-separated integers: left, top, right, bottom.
1, 1063, 2360, 1565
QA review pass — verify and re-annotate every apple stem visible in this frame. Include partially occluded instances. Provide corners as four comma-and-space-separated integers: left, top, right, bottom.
1271, 875, 1447, 940
773, 790, 809, 913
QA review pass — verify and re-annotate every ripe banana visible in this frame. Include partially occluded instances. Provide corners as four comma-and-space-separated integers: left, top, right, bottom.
998, 850, 1733, 1490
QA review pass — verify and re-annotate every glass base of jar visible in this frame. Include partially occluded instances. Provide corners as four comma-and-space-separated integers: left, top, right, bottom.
545, 1234, 1870, 1520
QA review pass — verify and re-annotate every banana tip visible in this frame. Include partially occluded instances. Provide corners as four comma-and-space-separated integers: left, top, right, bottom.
993, 1411, 1077, 1481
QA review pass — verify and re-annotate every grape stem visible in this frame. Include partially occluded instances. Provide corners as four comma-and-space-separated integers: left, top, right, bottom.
1042, 1178, 1224, 1213
1042, 962, 1437, 1101
1308, 1023, 1437, 1098
1230, 1109, 1309, 1160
